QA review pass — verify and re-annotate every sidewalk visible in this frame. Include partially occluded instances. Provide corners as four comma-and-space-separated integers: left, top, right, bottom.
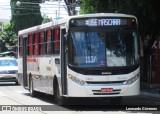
140, 82, 160, 99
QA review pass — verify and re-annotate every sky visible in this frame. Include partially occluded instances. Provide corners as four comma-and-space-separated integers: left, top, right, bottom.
0, 0, 11, 21
0, 0, 68, 22
40, 0, 69, 19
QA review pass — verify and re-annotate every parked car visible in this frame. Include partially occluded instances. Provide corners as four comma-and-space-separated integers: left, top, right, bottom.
0, 57, 18, 84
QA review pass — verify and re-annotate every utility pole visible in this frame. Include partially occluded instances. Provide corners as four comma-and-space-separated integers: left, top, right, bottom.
64, 0, 80, 16
75, 0, 80, 15
71, 0, 80, 15
58, 0, 60, 17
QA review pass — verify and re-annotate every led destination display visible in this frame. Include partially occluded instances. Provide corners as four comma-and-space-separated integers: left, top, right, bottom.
70, 17, 136, 27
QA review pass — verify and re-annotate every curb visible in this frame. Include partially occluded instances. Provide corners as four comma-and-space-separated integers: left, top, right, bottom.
140, 92, 160, 99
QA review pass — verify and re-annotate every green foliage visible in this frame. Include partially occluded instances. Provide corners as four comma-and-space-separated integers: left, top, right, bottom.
81, 0, 109, 14
0, 22, 18, 52
0, 21, 3, 26
0, 21, 3, 31
10, 0, 43, 34
42, 14, 52, 24
80, 0, 160, 39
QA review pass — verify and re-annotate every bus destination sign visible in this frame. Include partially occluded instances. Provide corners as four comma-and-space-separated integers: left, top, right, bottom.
85, 19, 121, 26
70, 18, 136, 27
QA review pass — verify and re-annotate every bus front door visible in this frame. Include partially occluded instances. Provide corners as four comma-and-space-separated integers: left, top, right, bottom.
61, 28, 67, 95
22, 36, 28, 87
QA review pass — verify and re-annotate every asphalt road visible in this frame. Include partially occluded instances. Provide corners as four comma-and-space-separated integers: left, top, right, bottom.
0, 82, 159, 114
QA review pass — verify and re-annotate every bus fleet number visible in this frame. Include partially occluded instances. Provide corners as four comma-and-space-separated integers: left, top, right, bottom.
85, 56, 96, 63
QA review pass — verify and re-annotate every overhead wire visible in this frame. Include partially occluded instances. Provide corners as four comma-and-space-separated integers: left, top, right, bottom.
0, 3, 69, 16
0, 1, 82, 17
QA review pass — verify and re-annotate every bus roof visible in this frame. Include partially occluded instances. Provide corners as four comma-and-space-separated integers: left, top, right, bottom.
69, 13, 136, 19
18, 13, 137, 36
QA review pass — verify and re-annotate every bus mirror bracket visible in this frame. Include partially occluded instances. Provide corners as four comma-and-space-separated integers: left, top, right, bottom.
55, 58, 60, 64
64, 34, 67, 44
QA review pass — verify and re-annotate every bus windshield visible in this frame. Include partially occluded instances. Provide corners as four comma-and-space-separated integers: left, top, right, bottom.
68, 29, 139, 68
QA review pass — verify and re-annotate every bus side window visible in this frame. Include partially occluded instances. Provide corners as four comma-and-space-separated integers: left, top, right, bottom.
28, 34, 33, 56
54, 28, 60, 54
46, 30, 52, 55
39, 32, 45, 55
33, 33, 38, 55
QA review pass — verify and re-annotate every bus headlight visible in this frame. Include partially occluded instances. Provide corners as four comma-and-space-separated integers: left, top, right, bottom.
68, 74, 86, 86
123, 73, 139, 85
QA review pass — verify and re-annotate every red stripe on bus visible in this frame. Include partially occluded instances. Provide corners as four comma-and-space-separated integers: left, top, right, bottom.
27, 58, 36, 62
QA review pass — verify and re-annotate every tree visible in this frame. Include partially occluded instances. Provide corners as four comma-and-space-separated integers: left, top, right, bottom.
0, 21, 3, 31
0, 22, 18, 52
42, 14, 52, 24
80, 0, 160, 39
10, 0, 43, 34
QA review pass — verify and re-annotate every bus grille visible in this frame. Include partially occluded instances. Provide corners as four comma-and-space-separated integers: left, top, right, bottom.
86, 81, 126, 85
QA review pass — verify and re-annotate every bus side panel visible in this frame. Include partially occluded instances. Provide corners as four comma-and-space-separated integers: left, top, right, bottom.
29, 56, 55, 95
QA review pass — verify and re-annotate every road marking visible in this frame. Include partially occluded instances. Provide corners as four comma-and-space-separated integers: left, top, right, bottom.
0, 91, 7, 96
16, 90, 29, 94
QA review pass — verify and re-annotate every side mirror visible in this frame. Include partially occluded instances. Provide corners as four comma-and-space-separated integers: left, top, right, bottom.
55, 58, 60, 64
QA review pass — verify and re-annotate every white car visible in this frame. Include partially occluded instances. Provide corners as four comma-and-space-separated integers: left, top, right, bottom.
0, 57, 18, 84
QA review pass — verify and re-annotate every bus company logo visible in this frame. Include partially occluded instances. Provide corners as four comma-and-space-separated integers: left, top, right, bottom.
2, 106, 11, 111
1, 106, 42, 111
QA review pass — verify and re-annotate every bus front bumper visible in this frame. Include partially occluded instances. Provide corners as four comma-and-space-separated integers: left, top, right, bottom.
66, 77, 140, 97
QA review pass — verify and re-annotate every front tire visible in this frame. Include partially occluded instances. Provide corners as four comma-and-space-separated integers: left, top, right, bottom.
110, 97, 122, 105
54, 82, 66, 105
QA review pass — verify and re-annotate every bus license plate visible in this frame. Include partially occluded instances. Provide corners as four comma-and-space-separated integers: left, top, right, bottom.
101, 88, 113, 92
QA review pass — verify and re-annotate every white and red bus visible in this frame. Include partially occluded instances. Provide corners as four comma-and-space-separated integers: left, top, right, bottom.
18, 13, 140, 105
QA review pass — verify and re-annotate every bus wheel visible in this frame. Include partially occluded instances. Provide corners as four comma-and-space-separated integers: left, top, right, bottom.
29, 78, 38, 97
54, 83, 66, 105
110, 97, 122, 105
